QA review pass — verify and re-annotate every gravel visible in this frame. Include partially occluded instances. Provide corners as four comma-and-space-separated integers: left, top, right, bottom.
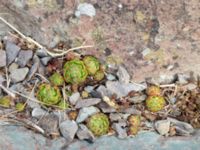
106, 74, 116, 81
8, 63, 19, 73
75, 3, 96, 18
112, 122, 127, 139
31, 108, 48, 119
75, 98, 101, 109
155, 120, 170, 136
128, 94, 147, 104
59, 120, 78, 142
76, 106, 100, 123
76, 124, 95, 141
106, 81, 146, 98
38, 114, 59, 136
167, 117, 194, 136
9, 67, 29, 83
27, 55, 40, 80
117, 66, 130, 84
5, 41, 20, 65
16, 50, 33, 67
40, 57, 52, 66
0, 50, 6, 67
69, 92, 81, 105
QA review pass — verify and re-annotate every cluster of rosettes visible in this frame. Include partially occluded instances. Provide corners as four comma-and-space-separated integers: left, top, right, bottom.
127, 115, 141, 135
36, 56, 104, 108
145, 86, 166, 112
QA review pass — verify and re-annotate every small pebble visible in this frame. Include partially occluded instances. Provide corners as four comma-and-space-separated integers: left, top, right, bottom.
8, 63, 19, 73
32, 108, 48, 119
76, 106, 100, 123
5, 41, 20, 65
117, 65, 130, 84
9, 67, 29, 83
75, 3, 96, 17
112, 122, 127, 139
76, 124, 95, 141
106, 74, 116, 81
40, 57, 52, 66
75, 98, 101, 109
155, 120, 170, 136
0, 50, 6, 67
69, 92, 80, 105
59, 120, 78, 142
16, 50, 33, 67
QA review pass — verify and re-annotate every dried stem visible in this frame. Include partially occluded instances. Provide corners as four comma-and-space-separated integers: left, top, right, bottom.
0, 16, 93, 57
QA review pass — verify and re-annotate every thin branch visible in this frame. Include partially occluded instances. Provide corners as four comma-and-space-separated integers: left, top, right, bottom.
0, 16, 93, 57
0, 84, 15, 98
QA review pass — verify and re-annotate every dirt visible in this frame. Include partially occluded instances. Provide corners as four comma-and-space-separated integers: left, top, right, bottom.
1, 0, 200, 82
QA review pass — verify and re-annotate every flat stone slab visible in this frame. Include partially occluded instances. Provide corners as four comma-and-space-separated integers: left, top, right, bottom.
0, 125, 200, 150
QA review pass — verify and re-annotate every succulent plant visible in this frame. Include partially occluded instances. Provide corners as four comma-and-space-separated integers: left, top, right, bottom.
63, 59, 88, 84
49, 72, 64, 86
83, 56, 100, 75
146, 86, 161, 96
128, 115, 141, 127
146, 96, 166, 112
94, 70, 104, 81
0, 96, 11, 108
37, 84, 61, 105
87, 113, 110, 136
57, 100, 69, 110
128, 126, 139, 135
15, 103, 25, 112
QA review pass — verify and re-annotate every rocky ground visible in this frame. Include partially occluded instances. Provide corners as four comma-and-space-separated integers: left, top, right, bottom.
0, 0, 200, 150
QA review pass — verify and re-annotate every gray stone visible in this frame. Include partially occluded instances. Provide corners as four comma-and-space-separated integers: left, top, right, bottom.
96, 85, 112, 97
167, 117, 194, 136
0, 75, 5, 84
109, 113, 123, 122
69, 92, 80, 105
5, 41, 20, 65
106, 81, 146, 98
38, 114, 59, 136
120, 106, 141, 115
9, 67, 29, 83
84, 86, 95, 93
155, 120, 170, 135
76, 106, 100, 123
0, 50, 6, 67
76, 124, 95, 141
128, 95, 147, 103
75, 3, 96, 18
112, 122, 127, 139
1, 125, 200, 150
40, 56, 52, 66
59, 120, 78, 141
106, 74, 116, 81
31, 108, 48, 119
98, 102, 116, 113
177, 74, 190, 84
8, 63, 19, 73
36, 48, 48, 57
27, 55, 40, 80
16, 50, 33, 67
117, 66, 130, 84
146, 74, 176, 85
75, 98, 101, 109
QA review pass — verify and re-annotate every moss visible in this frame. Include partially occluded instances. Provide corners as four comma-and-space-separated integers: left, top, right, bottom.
37, 84, 61, 106
87, 113, 110, 136
63, 59, 88, 84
